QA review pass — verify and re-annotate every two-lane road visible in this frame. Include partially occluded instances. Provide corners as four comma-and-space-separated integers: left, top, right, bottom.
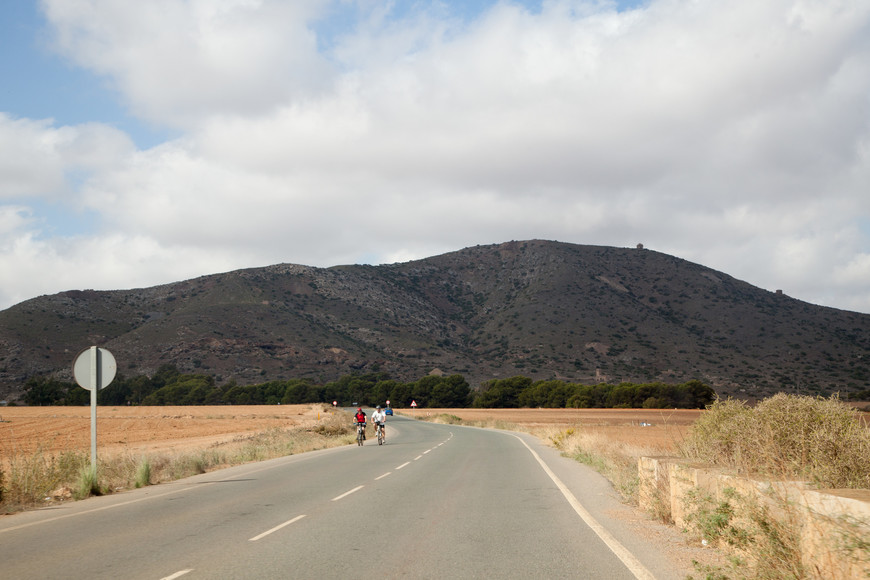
0, 414, 682, 579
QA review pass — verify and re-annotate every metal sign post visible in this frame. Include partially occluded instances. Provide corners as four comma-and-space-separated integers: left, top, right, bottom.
73, 346, 117, 469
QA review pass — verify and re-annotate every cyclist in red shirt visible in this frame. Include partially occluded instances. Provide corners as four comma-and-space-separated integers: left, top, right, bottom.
354, 407, 367, 439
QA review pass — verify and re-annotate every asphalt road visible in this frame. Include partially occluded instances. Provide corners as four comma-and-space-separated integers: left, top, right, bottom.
0, 414, 685, 579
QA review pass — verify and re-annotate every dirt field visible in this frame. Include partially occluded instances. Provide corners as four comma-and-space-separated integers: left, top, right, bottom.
0, 405, 330, 459
404, 407, 702, 452
0, 405, 701, 461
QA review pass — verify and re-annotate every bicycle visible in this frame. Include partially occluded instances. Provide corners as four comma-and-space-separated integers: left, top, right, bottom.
376, 422, 385, 445
355, 422, 366, 446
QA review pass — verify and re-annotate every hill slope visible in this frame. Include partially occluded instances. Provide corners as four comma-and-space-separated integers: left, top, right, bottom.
1, 240, 868, 402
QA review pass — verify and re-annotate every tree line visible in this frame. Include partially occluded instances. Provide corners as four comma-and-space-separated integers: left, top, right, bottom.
22, 366, 472, 408
21, 365, 715, 409
472, 376, 715, 409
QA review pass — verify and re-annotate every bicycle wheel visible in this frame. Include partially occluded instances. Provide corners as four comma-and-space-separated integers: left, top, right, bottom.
357, 427, 364, 446
378, 428, 383, 445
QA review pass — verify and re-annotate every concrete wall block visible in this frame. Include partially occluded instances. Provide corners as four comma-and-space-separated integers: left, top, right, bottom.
796, 489, 870, 579
638, 456, 675, 522
638, 456, 870, 579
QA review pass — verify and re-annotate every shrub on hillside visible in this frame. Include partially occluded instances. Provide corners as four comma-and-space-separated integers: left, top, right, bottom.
679, 393, 870, 489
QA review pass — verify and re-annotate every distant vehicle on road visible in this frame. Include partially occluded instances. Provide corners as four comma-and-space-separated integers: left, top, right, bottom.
385, 406, 393, 416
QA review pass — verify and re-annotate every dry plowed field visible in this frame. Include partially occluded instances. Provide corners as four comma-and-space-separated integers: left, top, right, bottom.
0, 406, 701, 460
0, 405, 327, 459
409, 407, 701, 451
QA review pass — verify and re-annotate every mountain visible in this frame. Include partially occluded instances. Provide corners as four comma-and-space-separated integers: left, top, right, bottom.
1, 240, 868, 403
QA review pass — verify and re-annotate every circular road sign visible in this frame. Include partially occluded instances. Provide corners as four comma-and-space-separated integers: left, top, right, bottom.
73, 347, 117, 391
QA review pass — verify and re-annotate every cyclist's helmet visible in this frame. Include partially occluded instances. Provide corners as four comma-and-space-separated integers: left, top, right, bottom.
376, 405, 381, 409
357, 407, 362, 412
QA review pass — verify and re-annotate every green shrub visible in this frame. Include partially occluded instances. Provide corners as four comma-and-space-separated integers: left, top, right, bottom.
74, 464, 102, 500
134, 458, 151, 488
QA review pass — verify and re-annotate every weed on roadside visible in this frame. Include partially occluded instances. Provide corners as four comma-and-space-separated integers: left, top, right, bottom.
548, 428, 658, 503
428, 414, 464, 425
2, 449, 88, 510
74, 464, 102, 500
135, 457, 151, 488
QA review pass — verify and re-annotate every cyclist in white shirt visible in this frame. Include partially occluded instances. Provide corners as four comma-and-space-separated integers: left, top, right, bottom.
371, 405, 387, 443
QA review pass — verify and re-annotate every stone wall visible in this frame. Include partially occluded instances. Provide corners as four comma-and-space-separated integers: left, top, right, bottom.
638, 457, 870, 579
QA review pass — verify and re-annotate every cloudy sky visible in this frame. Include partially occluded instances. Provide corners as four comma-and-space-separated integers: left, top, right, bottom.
1, 0, 869, 314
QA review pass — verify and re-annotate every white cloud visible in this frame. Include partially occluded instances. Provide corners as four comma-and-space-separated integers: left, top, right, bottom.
0, 114, 134, 200
0, 0, 867, 313
41, 0, 333, 128
0, 206, 37, 237
0, 115, 71, 199
0, 230, 250, 307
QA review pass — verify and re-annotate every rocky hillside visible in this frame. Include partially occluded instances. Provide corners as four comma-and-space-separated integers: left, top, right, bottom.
1, 240, 868, 403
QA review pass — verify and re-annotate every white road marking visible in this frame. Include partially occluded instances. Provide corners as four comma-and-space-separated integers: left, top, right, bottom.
414, 455, 423, 460
512, 434, 656, 580
423, 449, 431, 454
375, 472, 391, 480
160, 570, 193, 580
395, 462, 410, 470
249, 514, 307, 542
331, 485, 364, 501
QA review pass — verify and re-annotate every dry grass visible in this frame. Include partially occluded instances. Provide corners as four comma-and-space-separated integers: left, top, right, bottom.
678, 394, 870, 489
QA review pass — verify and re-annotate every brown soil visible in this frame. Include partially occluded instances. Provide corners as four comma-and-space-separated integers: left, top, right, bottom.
0, 405, 328, 460
0, 406, 701, 460
404, 407, 702, 452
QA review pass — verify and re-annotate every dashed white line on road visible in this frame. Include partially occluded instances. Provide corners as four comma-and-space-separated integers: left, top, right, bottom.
332, 485, 364, 501
249, 514, 307, 542
160, 569, 193, 580
375, 472, 391, 480
395, 462, 410, 470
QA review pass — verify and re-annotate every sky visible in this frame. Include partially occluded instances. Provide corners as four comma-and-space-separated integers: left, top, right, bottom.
1, 0, 869, 315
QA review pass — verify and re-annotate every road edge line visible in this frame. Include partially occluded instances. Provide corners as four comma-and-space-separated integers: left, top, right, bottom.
512, 434, 656, 580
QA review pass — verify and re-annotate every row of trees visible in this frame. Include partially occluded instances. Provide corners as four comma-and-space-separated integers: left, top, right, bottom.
472, 376, 715, 409
22, 367, 473, 408
22, 366, 714, 409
